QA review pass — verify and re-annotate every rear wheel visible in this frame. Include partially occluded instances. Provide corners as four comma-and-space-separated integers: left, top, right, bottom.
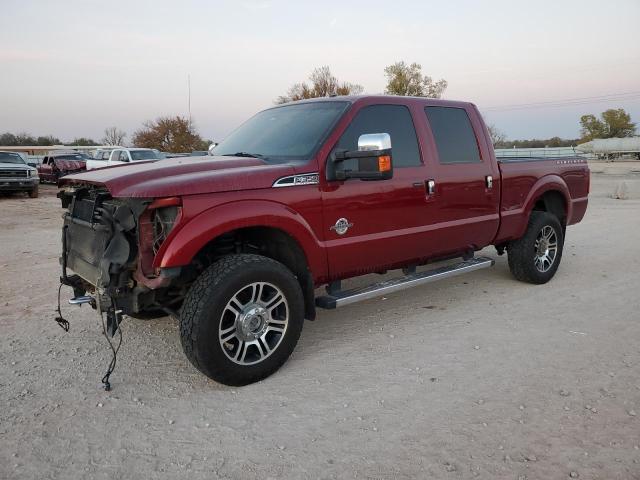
508, 211, 564, 284
179, 254, 304, 386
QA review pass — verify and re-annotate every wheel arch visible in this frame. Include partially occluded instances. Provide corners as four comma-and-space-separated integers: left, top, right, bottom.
156, 200, 325, 320
514, 175, 571, 241
531, 189, 568, 227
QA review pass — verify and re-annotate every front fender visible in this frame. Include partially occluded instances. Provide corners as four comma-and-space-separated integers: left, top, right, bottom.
155, 199, 328, 280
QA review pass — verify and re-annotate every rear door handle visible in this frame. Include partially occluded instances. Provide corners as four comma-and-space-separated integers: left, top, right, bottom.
486, 175, 493, 189
426, 179, 436, 195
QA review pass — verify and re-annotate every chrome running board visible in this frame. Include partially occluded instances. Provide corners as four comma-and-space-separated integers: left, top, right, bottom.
316, 257, 494, 309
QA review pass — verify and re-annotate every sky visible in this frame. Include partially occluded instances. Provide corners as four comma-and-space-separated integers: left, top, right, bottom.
1, 0, 640, 143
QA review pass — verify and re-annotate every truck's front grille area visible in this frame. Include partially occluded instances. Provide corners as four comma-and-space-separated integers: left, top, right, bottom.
70, 189, 113, 224
0, 170, 28, 178
72, 198, 96, 223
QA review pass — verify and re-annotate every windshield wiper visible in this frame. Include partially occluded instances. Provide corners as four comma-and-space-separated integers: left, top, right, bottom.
221, 152, 266, 159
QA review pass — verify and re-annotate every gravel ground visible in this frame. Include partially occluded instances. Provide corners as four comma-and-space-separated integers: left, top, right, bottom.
1, 165, 639, 480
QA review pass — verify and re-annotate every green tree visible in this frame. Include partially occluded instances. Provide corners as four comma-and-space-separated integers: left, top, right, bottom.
384, 61, 447, 98
15, 132, 36, 145
580, 108, 636, 140
276, 66, 363, 104
0, 133, 17, 145
132, 116, 206, 153
601, 109, 636, 138
579, 114, 606, 141
36, 135, 61, 145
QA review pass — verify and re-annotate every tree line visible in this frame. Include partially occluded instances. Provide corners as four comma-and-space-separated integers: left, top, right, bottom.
0, 119, 211, 153
487, 107, 636, 148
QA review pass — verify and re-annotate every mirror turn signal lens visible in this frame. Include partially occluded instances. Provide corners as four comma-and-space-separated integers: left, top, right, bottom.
378, 155, 391, 172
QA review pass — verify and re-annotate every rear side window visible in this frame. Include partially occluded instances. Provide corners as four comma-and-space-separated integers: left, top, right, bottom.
335, 104, 421, 167
424, 107, 481, 164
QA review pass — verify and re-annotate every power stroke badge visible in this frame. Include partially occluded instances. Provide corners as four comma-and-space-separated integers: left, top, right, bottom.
330, 218, 353, 235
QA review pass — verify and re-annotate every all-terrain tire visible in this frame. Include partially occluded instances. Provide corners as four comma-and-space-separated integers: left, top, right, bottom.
28, 186, 39, 198
179, 254, 304, 386
508, 211, 564, 284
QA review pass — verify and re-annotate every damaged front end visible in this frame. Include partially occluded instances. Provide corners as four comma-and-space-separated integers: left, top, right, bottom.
59, 186, 181, 335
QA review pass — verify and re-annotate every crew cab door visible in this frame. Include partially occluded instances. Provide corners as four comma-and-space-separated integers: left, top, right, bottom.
417, 104, 500, 252
321, 102, 431, 278
38, 157, 54, 182
108, 150, 128, 166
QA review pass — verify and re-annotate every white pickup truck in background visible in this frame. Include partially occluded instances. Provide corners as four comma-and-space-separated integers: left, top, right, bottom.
86, 148, 162, 170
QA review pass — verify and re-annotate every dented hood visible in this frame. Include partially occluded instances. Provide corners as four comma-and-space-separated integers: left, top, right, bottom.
60, 156, 295, 198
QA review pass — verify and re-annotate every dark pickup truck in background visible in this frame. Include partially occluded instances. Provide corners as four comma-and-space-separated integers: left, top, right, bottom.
0, 150, 40, 197
58, 95, 590, 386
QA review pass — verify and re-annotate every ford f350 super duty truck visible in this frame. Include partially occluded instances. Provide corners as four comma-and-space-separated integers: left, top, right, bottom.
57, 95, 590, 386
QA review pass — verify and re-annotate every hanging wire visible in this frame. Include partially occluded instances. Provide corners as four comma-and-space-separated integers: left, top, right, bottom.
54, 283, 70, 332
99, 306, 123, 392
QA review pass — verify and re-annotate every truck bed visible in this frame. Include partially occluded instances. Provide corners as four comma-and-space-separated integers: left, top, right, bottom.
495, 155, 590, 243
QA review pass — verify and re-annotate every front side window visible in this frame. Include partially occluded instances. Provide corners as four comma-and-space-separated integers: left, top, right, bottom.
424, 107, 481, 164
213, 101, 349, 163
334, 104, 421, 168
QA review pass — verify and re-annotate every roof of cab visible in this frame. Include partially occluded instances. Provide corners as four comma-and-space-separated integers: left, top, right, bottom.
272, 94, 477, 110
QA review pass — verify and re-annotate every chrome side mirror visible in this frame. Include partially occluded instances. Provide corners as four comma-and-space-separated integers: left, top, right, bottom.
208, 143, 218, 156
330, 132, 393, 181
358, 133, 391, 151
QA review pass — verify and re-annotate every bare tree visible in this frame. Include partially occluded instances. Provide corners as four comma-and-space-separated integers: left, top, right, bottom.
276, 66, 363, 104
487, 124, 507, 147
384, 61, 447, 98
102, 126, 127, 146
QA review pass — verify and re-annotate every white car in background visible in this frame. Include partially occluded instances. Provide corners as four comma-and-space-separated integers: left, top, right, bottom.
86, 148, 162, 170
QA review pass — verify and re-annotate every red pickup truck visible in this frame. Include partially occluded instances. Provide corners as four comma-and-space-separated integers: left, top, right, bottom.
58, 96, 589, 386
38, 152, 87, 183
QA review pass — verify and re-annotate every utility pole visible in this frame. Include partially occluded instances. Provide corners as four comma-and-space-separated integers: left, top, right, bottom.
188, 74, 192, 130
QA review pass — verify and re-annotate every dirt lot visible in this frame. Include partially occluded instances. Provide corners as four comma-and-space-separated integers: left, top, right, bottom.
1, 164, 639, 480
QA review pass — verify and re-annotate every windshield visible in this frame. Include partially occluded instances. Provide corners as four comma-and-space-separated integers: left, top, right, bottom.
213, 101, 349, 163
0, 152, 26, 165
130, 150, 160, 161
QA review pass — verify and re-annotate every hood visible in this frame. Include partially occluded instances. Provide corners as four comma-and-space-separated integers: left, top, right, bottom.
60, 156, 296, 198
52, 158, 86, 170
0, 162, 32, 170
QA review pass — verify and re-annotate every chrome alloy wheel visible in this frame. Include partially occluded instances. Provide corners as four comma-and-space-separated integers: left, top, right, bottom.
219, 282, 289, 365
533, 225, 558, 273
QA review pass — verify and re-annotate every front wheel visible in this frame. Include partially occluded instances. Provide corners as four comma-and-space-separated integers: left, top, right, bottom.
179, 254, 304, 386
28, 186, 39, 198
508, 211, 564, 284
